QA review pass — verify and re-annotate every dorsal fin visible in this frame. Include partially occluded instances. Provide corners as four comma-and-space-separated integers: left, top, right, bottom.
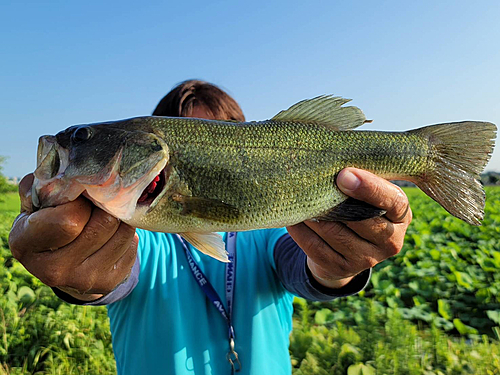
271, 95, 367, 130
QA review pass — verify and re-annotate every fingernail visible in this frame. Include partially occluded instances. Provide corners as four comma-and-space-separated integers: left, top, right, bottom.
338, 171, 360, 191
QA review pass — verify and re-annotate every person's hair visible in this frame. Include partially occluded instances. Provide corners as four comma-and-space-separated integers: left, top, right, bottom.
152, 80, 245, 121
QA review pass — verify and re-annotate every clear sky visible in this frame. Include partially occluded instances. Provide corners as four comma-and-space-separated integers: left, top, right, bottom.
1, 1, 499, 178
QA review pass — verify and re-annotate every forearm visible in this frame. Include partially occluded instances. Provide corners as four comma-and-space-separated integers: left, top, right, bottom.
273, 234, 371, 301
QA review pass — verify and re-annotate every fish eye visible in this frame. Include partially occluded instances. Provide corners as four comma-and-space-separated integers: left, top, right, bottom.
71, 126, 93, 143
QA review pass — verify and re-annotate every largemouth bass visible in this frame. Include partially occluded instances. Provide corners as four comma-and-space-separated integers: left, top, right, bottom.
32, 96, 496, 261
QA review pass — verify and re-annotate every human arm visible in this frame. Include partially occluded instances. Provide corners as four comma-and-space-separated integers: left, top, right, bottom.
282, 167, 411, 294
273, 233, 371, 301
8, 174, 138, 302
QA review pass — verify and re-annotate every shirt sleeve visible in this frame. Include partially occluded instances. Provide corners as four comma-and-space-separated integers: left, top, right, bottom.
273, 233, 371, 301
52, 255, 140, 306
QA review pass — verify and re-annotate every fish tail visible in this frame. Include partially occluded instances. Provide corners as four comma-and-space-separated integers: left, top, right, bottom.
409, 121, 496, 225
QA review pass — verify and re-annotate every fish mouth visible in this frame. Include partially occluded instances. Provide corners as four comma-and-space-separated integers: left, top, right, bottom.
32, 136, 77, 209
136, 168, 166, 206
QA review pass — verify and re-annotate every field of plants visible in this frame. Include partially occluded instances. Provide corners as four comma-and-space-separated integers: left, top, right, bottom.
1, 187, 500, 374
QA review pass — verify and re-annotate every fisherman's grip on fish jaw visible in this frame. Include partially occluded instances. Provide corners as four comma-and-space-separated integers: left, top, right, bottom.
8, 174, 139, 301
287, 168, 412, 290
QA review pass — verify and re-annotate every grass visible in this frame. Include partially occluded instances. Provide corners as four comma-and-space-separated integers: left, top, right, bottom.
2, 186, 500, 374
0, 193, 19, 214
291, 300, 500, 374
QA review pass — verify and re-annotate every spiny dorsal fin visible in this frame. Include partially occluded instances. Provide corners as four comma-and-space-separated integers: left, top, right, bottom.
271, 95, 367, 130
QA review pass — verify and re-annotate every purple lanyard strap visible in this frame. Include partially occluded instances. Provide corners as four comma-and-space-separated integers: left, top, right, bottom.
178, 232, 241, 373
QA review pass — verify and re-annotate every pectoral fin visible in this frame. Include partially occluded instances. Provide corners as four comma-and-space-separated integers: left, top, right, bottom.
172, 194, 240, 223
180, 232, 229, 262
315, 198, 386, 221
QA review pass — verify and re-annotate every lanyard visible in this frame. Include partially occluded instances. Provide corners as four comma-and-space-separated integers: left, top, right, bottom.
178, 232, 241, 373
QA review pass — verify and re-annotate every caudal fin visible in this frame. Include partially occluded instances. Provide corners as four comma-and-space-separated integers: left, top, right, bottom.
409, 121, 496, 225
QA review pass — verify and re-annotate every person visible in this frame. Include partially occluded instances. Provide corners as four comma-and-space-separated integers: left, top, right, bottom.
9, 80, 412, 375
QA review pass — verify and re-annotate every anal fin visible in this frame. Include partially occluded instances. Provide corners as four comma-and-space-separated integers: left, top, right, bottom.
180, 232, 229, 262
315, 198, 386, 221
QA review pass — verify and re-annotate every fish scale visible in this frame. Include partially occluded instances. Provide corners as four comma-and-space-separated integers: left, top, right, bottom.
131, 118, 453, 232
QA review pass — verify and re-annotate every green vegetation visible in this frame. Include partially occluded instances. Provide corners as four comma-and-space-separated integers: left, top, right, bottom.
0, 193, 20, 213
302, 187, 500, 336
290, 187, 500, 374
0, 158, 17, 200
1, 173, 499, 373
291, 300, 500, 375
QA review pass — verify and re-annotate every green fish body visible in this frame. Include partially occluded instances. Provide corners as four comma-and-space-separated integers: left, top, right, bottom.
32, 96, 497, 261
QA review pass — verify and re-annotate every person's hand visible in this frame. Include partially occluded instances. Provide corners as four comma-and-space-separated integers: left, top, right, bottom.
8, 174, 138, 301
287, 167, 412, 289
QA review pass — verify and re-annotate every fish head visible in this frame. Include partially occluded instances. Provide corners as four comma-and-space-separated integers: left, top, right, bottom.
33, 117, 169, 220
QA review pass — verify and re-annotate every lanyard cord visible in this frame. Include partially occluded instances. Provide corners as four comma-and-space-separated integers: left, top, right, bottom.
225, 232, 237, 339
178, 233, 241, 373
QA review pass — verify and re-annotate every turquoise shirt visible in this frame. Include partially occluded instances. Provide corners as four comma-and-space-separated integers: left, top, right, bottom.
107, 228, 294, 375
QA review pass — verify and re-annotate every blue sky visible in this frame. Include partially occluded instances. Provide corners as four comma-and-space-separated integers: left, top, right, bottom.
1, 1, 499, 178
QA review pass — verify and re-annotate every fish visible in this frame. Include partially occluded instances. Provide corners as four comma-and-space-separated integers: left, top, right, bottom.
32, 95, 497, 262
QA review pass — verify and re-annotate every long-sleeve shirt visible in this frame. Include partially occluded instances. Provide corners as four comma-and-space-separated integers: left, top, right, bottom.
54, 228, 370, 375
